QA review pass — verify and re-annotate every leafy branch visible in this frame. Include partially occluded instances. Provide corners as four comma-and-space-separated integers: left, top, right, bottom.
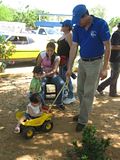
66, 125, 111, 160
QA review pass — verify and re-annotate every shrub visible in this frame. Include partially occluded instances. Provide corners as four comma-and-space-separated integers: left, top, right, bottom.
66, 125, 111, 160
0, 35, 15, 72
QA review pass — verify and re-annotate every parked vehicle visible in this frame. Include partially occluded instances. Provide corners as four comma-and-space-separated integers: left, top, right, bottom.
0, 32, 48, 64
34, 27, 62, 42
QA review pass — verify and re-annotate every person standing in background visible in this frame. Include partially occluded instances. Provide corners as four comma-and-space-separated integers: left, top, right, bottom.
97, 23, 120, 97
57, 20, 76, 105
66, 4, 111, 132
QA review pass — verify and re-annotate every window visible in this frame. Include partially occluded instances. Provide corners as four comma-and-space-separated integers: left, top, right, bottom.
8, 36, 28, 44
38, 28, 47, 35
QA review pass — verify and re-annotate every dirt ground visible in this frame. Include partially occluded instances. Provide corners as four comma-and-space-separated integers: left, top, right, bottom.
0, 72, 120, 160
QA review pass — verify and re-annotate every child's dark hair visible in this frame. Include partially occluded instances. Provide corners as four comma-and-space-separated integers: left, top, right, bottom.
29, 93, 40, 104
46, 42, 56, 65
33, 66, 43, 74
46, 42, 56, 50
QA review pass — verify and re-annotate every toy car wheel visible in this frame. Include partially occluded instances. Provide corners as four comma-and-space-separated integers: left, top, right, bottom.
42, 120, 53, 132
22, 127, 35, 139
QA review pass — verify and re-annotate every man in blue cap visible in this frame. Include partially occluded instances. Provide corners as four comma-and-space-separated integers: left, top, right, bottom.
66, 4, 111, 132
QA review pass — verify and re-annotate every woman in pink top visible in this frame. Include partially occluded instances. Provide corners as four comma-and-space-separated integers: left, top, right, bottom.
37, 42, 65, 110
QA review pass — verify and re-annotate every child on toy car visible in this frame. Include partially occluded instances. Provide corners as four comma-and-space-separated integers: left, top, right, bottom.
14, 93, 43, 133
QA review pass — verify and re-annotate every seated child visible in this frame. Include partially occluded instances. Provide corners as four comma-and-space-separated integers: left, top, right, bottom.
14, 93, 43, 133
29, 65, 45, 105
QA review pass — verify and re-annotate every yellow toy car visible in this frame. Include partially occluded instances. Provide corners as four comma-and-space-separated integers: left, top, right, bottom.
16, 111, 53, 139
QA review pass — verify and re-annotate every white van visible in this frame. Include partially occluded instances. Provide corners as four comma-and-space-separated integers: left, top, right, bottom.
34, 27, 62, 42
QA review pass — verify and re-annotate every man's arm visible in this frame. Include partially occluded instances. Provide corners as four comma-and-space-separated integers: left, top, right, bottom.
68, 42, 78, 69
100, 40, 111, 80
103, 40, 111, 70
66, 42, 78, 79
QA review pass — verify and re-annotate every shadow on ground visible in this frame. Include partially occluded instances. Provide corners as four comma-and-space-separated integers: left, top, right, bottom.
0, 73, 120, 160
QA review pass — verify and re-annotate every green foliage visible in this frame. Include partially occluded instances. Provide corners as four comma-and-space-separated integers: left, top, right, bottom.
82, 126, 111, 160
81, 155, 89, 160
66, 125, 111, 160
0, 35, 16, 61
0, 35, 16, 72
90, 5, 106, 19
0, 4, 15, 21
13, 10, 37, 28
13, 9, 49, 28
0, 3, 49, 29
109, 17, 120, 33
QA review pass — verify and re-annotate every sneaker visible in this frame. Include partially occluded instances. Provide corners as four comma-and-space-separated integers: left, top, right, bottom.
63, 97, 76, 104
14, 126, 20, 133
76, 123, 85, 132
73, 115, 79, 121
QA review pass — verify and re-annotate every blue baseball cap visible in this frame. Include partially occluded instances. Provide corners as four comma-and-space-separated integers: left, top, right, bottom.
60, 20, 72, 28
72, 4, 88, 25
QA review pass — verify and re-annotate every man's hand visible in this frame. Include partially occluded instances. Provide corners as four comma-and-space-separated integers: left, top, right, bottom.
99, 68, 108, 80
66, 68, 72, 82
